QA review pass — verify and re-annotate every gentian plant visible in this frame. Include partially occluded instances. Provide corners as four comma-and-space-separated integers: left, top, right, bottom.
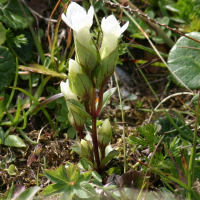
60, 2, 129, 173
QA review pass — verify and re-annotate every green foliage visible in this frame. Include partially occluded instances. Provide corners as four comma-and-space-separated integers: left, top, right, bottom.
43, 164, 99, 199
97, 87, 117, 114
0, 46, 16, 90
0, 22, 6, 45
168, 32, 200, 89
0, 126, 26, 147
3, 184, 41, 200
6, 29, 27, 48
0, 0, 34, 30
127, 123, 161, 152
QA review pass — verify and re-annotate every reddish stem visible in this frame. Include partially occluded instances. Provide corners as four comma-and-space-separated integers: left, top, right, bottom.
91, 86, 101, 171
85, 101, 90, 115
96, 86, 104, 116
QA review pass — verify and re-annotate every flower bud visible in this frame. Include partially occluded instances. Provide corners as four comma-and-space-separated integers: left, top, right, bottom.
68, 110, 85, 133
80, 139, 94, 162
68, 59, 83, 81
66, 99, 91, 132
98, 119, 112, 149
60, 79, 78, 101
68, 59, 92, 102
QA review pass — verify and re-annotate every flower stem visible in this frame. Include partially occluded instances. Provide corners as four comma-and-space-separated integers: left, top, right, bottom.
96, 86, 104, 116
79, 127, 84, 139
91, 85, 101, 171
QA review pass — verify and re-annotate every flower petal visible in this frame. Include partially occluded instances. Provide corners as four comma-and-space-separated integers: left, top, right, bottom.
87, 5, 94, 19
61, 13, 74, 30
120, 21, 129, 35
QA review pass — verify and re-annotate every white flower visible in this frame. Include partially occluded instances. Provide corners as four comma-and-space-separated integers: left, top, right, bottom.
100, 15, 129, 59
62, 2, 99, 72
68, 59, 82, 80
61, 2, 94, 33
60, 79, 77, 100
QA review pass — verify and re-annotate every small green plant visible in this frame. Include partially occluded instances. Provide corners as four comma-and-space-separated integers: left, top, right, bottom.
59, 2, 129, 173
43, 164, 100, 199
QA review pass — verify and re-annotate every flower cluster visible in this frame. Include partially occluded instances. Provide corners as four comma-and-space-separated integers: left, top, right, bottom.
60, 2, 129, 96
60, 2, 129, 171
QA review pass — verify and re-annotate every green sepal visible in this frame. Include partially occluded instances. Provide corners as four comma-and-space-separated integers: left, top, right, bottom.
75, 38, 100, 74
95, 47, 118, 87
71, 144, 96, 168
98, 133, 111, 150
66, 99, 91, 119
68, 110, 86, 132
66, 99, 90, 130
100, 150, 119, 168
69, 74, 92, 102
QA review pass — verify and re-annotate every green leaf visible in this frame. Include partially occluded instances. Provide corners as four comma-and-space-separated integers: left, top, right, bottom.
77, 170, 91, 183
67, 127, 76, 139
100, 150, 119, 168
67, 164, 80, 183
75, 38, 100, 73
107, 167, 121, 175
7, 164, 18, 175
95, 48, 118, 87
4, 135, 26, 147
0, 46, 16, 90
168, 32, 200, 89
75, 182, 98, 199
42, 184, 71, 197
92, 171, 102, 182
159, 187, 178, 200
69, 74, 92, 102
66, 99, 91, 119
0, 22, 6, 45
0, 0, 34, 30
191, 94, 200, 105
12, 97, 21, 125
0, 0, 8, 3
15, 186, 41, 200
12, 31, 33, 62
43, 165, 68, 184
0, 126, 4, 144
19, 64, 67, 78
80, 158, 89, 171
99, 87, 117, 114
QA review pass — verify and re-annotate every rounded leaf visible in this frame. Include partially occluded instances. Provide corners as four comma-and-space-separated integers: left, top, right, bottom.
167, 32, 200, 89
4, 135, 26, 147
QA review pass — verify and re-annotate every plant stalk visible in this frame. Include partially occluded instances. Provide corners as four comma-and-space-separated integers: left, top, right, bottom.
91, 85, 100, 171
96, 86, 104, 116
187, 89, 200, 200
